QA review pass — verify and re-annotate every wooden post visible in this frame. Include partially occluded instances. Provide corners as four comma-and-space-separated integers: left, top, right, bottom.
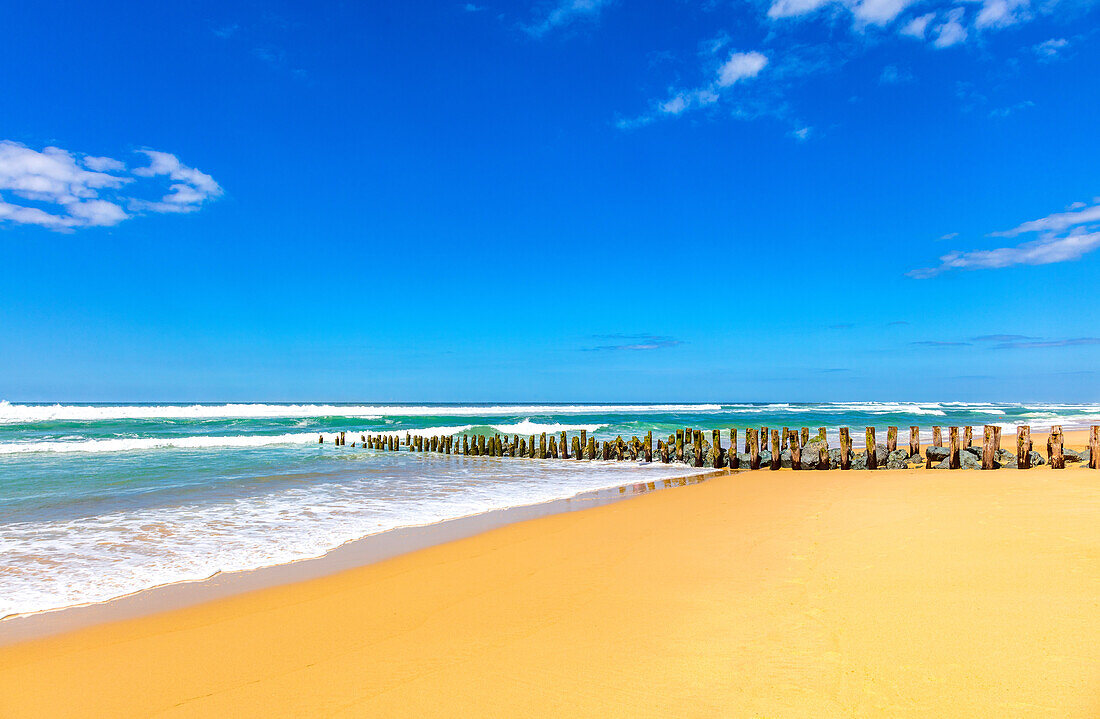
1089, 426, 1099, 469
781, 427, 789, 450
744, 429, 750, 453
770, 429, 781, 470
645, 431, 653, 462
949, 427, 960, 469
761, 427, 769, 453
964, 426, 973, 448
539, 433, 546, 459
571, 436, 581, 459
909, 426, 919, 456
479, 435, 487, 456
1017, 426, 1031, 469
748, 429, 760, 470
790, 430, 801, 470
528, 435, 535, 458
728, 429, 739, 469
818, 439, 828, 470
800, 427, 809, 447
587, 436, 596, 460
932, 426, 942, 447
866, 427, 877, 469
887, 426, 897, 453
711, 429, 722, 468
1049, 425, 1064, 469
558, 432, 567, 459
839, 427, 851, 470
548, 435, 557, 459
982, 426, 996, 470
693, 431, 703, 467
659, 440, 669, 463
675, 429, 684, 462
318, 434, 324, 444
518, 437, 526, 457
993, 426, 1001, 456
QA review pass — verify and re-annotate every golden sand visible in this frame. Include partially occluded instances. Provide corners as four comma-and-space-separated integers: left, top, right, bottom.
0, 449, 1097, 717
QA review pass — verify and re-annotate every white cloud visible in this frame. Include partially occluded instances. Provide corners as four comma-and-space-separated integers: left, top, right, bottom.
767, 0, 832, 19
526, 0, 609, 36
792, 126, 812, 141
853, 0, 918, 26
1035, 37, 1068, 57
975, 0, 1029, 28
991, 202, 1100, 237
619, 50, 768, 128
0, 141, 221, 232
933, 8, 968, 48
910, 201, 1100, 277
717, 51, 769, 87
901, 12, 935, 37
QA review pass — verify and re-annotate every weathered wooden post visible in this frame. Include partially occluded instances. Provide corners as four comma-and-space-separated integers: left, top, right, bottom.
800, 427, 809, 447
964, 426, 973, 448
909, 426, 920, 457
711, 429, 722, 468
1089, 426, 1099, 469
866, 427, 877, 470
600, 440, 609, 461
480, 434, 488, 456
587, 436, 596, 460
318, 434, 324, 444
949, 427, 960, 469
840, 427, 851, 470
538, 433, 546, 459
744, 430, 750, 453
571, 436, 581, 459
781, 427, 789, 450
675, 429, 684, 462
1017, 426, 1031, 469
761, 427, 769, 453
748, 428, 760, 470
462, 435, 469, 455
528, 435, 535, 458
932, 426, 944, 447
660, 440, 670, 463
645, 431, 653, 462
693, 431, 704, 467
547, 435, 556, 459
1049, 425, 1064, 469
519, 437, 527, 457
790, 430, 801, 470
818, 439, 828, 470
728, 429, 739, 469
770, 429, 781, 470
887, 426, 897, 453
982, 426, 996, 470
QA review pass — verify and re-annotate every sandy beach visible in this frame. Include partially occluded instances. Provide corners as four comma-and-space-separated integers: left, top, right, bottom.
1, 434, 1097, 718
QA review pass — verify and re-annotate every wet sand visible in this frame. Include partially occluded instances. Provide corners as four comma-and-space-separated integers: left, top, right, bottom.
0, 437, 1097, 717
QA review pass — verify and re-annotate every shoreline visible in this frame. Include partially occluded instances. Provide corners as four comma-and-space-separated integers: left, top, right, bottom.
0, 466, 723, 646
1, 463, 1096, 717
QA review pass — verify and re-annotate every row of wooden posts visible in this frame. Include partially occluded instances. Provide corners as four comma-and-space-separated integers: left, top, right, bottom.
322, 424, 1100, 471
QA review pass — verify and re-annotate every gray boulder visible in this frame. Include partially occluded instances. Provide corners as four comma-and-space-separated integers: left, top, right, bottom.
780, 449, 793, 469
1063, 448, 1084, 463
760, 449, 773, 466
828, 448, 844, 469
801, 452, 824, 470
963, 447, 981, 459
995, 448, 1017, 469
736, 452, 753, 467
931, 458, 949, 469
960, 451, 981, 470
1030, 451, 1046, 466
886, 449, 910, 469
926, 446, 950, 463
852, 452, 868, 470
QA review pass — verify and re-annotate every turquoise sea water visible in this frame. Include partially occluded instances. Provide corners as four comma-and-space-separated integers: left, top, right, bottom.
2, 401, 1097, 618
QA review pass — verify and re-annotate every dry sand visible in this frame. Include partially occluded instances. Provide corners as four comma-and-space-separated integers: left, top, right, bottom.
0, 446, 1097, 717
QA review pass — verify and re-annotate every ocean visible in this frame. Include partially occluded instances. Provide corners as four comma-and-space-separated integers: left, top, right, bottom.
2, 401, 1097, 618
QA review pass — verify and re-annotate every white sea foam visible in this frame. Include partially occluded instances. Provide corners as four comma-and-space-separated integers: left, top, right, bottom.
0, 422, 608, 455
0, 401, 722, 423
0, 457, 708, 618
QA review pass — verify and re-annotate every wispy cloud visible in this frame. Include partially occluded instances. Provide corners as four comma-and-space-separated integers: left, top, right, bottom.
618, 50, 768, 128
0, 141, 221, 232
992, 337, 1100, 349
887, 320, 910, 326
525, 0, 609, 36
971, 334, 1039, 342
909, 200, 1100, 277
879, 64, 913, 84
1035, 37, 1068, 59
910, 340, 972, 346
584, 334, 683, 351
213, 23, 239, 39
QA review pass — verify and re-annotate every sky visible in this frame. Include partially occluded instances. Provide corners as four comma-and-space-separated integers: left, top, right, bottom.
1, 0, 1098, 402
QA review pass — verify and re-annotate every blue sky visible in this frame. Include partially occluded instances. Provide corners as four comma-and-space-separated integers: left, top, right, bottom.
1, 0, 1098, 402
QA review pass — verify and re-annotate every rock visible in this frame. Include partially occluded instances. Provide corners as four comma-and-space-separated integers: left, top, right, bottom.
960, 451, 981, 470
1063, 448, 1084, 463
760, 449, 773, 466
737, 452, 752, 467
931, 458, 949, 469
852, 452, 868, 470
828, 448, 843, 469
780, 449, 793, 469
801, 452, 823, 470
995, 448, 1017, 469
926, 446, 949, 463
1029, 450, 1046, 466
886, 449, 909, 469
963, 447, 981, 459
